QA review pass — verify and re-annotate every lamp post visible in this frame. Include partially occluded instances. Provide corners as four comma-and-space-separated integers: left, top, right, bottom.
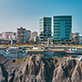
11, 38, 13, 47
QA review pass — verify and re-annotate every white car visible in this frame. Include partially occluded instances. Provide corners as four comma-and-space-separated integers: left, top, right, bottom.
80, 57, 82, 61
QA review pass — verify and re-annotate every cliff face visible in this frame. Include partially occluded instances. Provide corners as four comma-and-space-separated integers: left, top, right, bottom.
0, 64, 8, 82
0, 56, 82, 82
13, 56, 55, 82
52, 59, 82, 82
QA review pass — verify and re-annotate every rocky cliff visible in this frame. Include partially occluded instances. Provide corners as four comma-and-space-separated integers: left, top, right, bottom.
0, 55, 82, 82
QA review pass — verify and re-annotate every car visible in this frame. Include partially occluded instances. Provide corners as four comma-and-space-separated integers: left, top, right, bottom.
80, 57, 82, 61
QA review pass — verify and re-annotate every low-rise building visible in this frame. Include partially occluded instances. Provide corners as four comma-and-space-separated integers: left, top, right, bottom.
12, 32, 17, 40
72, 32, 79, 42
2, 32, 13, 40
31, 31, 38, 41
0, 33, 2, 39
34, 36, 39, 43
0, 47, 6, 55
79, 35, 82, 44
4, 47, 26, 59
1, 32, 16, 40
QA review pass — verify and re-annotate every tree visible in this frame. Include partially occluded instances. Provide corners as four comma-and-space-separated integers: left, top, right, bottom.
76, 40, 79, 44
60, 40, 63, 44
64, 40, 67, 45
27, 40, 30, 43
71, 39, 74, 44
56, 41, 58, 45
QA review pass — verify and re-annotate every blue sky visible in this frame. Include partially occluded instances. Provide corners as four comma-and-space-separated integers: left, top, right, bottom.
0, 0, 82, 33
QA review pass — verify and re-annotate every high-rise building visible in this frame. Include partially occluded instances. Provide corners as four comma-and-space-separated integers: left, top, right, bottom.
53, 16, 72, 43
25, 30, 31, 41
31, 31, 38, 40
39, 17, 52, 41
17, 27, 26, 43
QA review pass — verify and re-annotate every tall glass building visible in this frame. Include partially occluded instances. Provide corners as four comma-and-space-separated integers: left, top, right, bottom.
39, 17, 52, 41
53, 16, 72, 43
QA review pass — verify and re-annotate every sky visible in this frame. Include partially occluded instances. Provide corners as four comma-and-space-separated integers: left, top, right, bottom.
0, 0, 82, 34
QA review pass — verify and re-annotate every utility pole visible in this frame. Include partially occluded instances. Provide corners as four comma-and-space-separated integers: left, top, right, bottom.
11, 38, 13, 47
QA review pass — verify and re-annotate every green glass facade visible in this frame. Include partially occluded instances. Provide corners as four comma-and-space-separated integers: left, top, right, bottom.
40, 17, 52, 41
53, 16, 72, 43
